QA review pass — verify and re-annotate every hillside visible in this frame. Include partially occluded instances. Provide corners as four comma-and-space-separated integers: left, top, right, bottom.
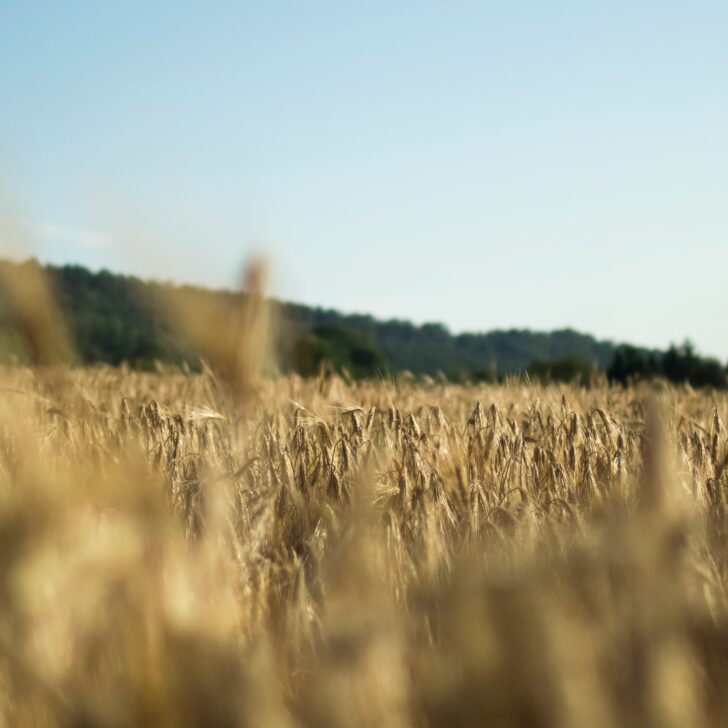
0, 258, 626, 377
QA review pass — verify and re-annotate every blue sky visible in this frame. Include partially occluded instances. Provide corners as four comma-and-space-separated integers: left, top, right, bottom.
0, 2, 726, 357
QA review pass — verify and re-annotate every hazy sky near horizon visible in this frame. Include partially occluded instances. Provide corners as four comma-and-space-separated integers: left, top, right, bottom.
0, 2, 726, 356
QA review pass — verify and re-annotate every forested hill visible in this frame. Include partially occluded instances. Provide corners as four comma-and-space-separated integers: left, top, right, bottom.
0, 259, 618, 376
282, 301, 616, 376
2, 258, 724, 387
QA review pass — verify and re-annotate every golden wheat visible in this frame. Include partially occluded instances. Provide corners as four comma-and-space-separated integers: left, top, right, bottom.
0, 365, 726, 727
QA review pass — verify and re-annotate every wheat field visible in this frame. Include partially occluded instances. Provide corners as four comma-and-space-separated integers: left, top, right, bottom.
2, 4, 726, 722
0, 361, 727, 727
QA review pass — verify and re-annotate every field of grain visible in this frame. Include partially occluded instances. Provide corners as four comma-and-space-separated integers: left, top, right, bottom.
0, 364, 727, 727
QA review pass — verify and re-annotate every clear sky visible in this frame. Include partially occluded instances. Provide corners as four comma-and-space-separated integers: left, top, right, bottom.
0, 2, 726, 357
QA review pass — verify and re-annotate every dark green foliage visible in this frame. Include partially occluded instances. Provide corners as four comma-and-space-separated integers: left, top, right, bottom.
527, 356, 595, 384
608, 341, 727, 388
468, 361, 499, 383
57, 266, 198, 370
0, 260, 198, 370
607, 345, 660, 384
1, 259, 724, 385
292, 333, 332, 377
291, 325, 384, 378
662, 342, 727, 388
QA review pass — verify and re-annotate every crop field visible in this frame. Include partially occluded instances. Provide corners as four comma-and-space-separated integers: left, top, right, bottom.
2, 3, 725, 726
0, 363, 727, 727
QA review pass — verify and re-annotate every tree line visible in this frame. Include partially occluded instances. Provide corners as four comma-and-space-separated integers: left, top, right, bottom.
0, 259, 725, 387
